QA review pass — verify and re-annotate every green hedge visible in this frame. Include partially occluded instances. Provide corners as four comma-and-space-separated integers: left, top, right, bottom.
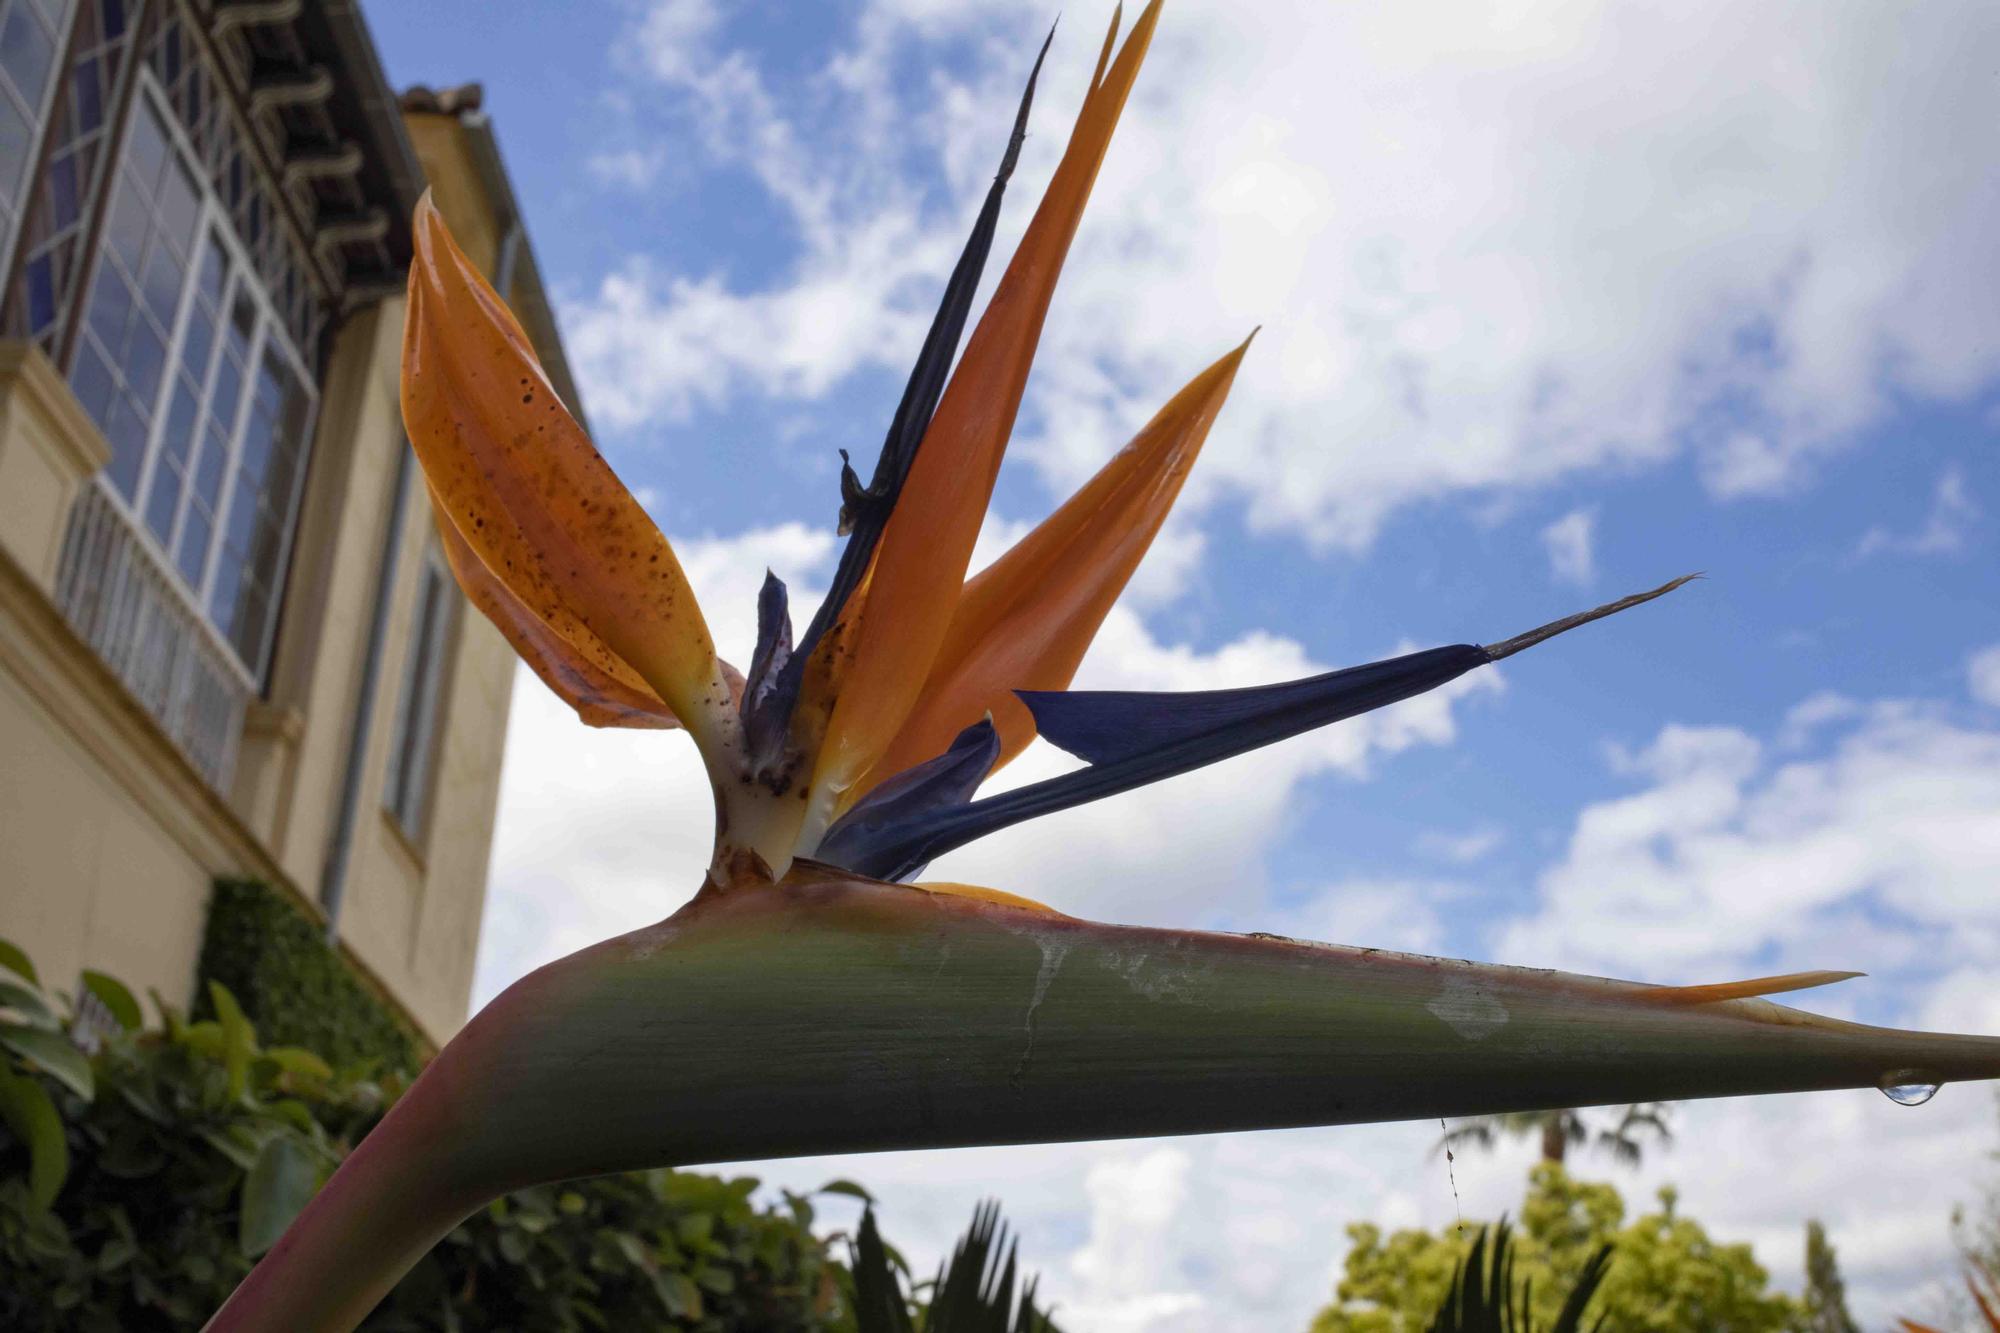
195, 880, 420, 1075
0, 947, 849, 1331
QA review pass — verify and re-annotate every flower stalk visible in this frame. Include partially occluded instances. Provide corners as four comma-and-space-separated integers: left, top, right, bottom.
208, 870, 2000, 1331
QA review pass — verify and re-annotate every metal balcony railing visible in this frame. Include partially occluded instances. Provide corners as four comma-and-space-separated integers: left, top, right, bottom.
52, 481, 253, 792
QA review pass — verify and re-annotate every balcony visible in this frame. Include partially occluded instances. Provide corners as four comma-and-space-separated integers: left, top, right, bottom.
52, 481, 253, 792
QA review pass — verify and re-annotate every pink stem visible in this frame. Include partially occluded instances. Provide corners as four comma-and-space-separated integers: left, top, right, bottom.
202, 1050, 491, 1333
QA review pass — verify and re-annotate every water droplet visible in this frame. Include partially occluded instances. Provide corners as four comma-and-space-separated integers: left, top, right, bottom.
1877, 1070, 1942, 1106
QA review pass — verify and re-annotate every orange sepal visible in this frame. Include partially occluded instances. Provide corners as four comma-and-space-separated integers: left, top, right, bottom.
801, 2, 1163, 801
1640, 970, 1863, 1007
401, 194, 724, 737
857, 335, 1251, 797
427, 481, 681, 730
912, 881, 1067, 916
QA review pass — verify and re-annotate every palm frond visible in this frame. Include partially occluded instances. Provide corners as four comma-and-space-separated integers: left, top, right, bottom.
848, 1200, 1059, 1333
1429, 1221, 1613, 1333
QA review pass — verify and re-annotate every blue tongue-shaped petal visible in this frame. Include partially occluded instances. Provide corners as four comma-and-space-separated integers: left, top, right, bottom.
1018, 645, 1487, 767
811, 577, 1694, 883
815, 718, 1001, 879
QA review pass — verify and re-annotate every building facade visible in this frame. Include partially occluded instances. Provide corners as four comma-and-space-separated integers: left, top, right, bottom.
0, 0, 571, 1046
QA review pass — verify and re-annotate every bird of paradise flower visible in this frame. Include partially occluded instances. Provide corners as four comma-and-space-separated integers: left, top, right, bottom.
207, 7, 2000, 1329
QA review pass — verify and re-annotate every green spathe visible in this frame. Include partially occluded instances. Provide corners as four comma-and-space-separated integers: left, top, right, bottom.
207, 867, 2000, 1331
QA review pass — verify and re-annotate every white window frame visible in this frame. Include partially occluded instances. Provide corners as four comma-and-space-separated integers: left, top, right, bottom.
0, 0, 77, 276
84, 67, 319, 687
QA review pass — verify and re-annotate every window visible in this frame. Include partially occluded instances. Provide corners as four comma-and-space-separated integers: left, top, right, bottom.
66, 78, 318, 683
2, 0, 145, 350
0, 0, 69, 263
383, 546, 457, 843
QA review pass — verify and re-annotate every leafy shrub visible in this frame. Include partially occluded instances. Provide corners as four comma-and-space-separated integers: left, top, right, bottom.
196, 879, 421, 1073
0, 943, 852, 1330
379, 1173, 848, 1332
1, 948, 383, 1330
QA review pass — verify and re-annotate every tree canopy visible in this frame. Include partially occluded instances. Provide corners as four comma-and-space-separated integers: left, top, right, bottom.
1312, 1164, 1810, 1333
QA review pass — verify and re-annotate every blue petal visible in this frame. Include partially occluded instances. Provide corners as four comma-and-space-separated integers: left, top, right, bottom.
816, 718, 1001, 878
825, 645, 1488, 882
1019, 644, 1489, 767
741, 570, 793, 721
817, 573, 1696, 881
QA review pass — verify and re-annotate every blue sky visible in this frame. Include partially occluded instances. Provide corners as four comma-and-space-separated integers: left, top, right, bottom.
369, 2, 2000, 1327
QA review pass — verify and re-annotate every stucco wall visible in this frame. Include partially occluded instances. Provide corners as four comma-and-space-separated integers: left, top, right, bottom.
0, 606, 214, 1007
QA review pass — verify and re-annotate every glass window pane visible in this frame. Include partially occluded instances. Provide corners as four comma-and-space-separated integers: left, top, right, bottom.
160, 380, 197, 464
139, 240, 184, 324
69, 338, 115, 428
206, 549, 241, 626
180, 297, 213, 377
233, 583, 269, 663
0, 4, 55, 107
104, 400, 147, 498
195, 421, 226, 503
0, 93, 28, 206
84, 262, 130, 352
123, 93, 166, 191
197, 233, 224, 305
153, 155, 198, 255
221, 477, 254, 551
174, 508, 209, 586
386, 556, 456, 837
124, 318, 164, 407
47, 148, 75, 225
73, 54, 99, 133
143, 460, 178, 543
226, 288, 252, 358
210, 349, 242, 432
104, 173, 147, 273
23, 251, 53, 327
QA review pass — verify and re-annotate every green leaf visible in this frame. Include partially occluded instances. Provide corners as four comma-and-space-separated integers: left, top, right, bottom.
0, 1026, 93, 1101
0, 1060, 68, 1208
818, 1177, 875, 1204
240, 1134, 318, 1256
655, 1270, 701, 1319
0, 978, 58, 1031
263, 1045, 334, 1081
207, 981, 258, 1102
199, 1125, 266, 1172
0, 938, 38, 986
79, 971, 143, 1031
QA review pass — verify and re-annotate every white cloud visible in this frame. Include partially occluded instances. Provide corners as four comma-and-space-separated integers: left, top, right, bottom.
1972, 643, 2000, 708
1858, 466, 1980, 558
585, 146, 669, 190
571, 0, 2000, 551
1539, 508, 1596, 586
1499, 700, 2000, 983
1063, 1149, 1208, 1331
1414, 825, 1505, 866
